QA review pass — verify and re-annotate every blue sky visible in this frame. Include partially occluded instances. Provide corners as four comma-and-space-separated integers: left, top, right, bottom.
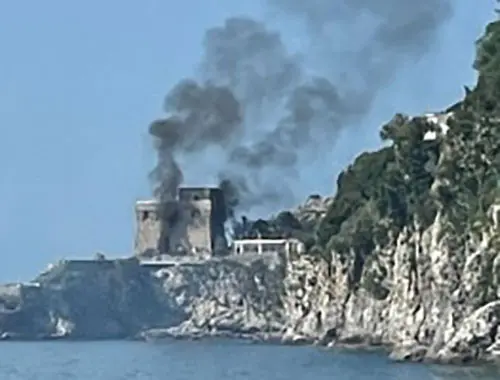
0, 1, 495, 281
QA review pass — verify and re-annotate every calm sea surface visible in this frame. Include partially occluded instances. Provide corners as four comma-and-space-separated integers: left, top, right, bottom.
0, 340, 498, 380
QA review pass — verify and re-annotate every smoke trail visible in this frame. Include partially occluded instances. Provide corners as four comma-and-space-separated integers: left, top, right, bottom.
149, 0, 453, 218
149, 79, 242, 201
200, 17, 303, 113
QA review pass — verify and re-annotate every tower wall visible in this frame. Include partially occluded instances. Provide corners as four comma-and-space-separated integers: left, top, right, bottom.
134, 187, 227, 257
185, 198, 212, 253
177, 187, 227, 254
134, 200, 161, 256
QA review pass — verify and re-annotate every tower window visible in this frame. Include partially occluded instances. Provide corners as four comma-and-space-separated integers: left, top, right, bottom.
142, 211, 149, 221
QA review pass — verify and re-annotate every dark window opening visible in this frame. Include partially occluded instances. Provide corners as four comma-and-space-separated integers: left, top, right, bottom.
192, 194, 200, 201
142, 211, 149, 221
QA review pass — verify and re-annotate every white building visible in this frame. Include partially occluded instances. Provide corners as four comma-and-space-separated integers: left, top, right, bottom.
232, 238, 305, 257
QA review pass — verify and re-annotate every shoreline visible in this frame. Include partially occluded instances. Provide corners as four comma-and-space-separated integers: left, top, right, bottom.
0, 330, 495, 368
0, 324, 498, 368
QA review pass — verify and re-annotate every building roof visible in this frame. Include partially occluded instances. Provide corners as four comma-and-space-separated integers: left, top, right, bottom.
136, 199, 159, 205
135, 199, 160, 212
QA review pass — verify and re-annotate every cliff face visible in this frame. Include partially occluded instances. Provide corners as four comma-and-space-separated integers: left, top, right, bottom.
275, 15, 500, 363
282, 211, 500, 363
0, 254, 287, 342
0, 259, 181, 340
140, 253, 286, 341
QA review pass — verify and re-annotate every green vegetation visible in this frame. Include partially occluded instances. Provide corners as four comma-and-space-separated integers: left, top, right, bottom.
316, 114, 439, 254
303, 14, 500, 272
245, 211, 316, 249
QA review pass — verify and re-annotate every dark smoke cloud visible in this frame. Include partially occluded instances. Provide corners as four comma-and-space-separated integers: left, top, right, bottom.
200, 17, 303, 111
267, 0, 451, 38
149, 79, 242, 201
229, 77, 347, 167
220, 76, 350, 212
149, 0, 453, 218
267, 0, 452, 89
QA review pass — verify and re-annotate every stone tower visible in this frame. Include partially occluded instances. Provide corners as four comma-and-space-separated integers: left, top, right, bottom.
134, 187, 228, 257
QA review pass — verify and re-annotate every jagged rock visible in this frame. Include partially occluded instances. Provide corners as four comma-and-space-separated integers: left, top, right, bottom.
430, 301, 500, 363
0, 258, 182, 340
389, 343, 428, 362
294, 195, 334, 226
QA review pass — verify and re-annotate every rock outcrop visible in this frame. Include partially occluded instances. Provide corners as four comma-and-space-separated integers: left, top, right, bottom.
139, 252, 287, 341
0, 259, 181, 340
0, 254, 287, 342
281, 210, 500, 363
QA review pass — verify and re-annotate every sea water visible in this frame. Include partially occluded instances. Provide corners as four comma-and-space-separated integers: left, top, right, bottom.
0, 340, 498, 380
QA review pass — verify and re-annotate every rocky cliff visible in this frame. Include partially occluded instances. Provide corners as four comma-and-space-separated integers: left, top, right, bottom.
1, 12, 500, 367
0, 259, 181, 340
0, 254, 287, 342
2, 226, 499, 364
283, 15, 500, 363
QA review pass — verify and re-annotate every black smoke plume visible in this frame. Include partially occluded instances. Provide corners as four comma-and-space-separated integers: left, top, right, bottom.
149, 0, 453, 220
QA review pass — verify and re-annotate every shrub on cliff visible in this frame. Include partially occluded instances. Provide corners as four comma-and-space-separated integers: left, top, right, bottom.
435, 18, 500, 233
244, 211, 316, 249
316, 115, 439, 256
314, 15, 500, 262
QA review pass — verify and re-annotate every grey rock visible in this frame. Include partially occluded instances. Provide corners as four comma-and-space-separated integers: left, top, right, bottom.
389, 343, 428, 362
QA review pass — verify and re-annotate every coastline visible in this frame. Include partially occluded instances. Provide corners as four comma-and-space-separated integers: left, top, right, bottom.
0, 249, 499, 366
